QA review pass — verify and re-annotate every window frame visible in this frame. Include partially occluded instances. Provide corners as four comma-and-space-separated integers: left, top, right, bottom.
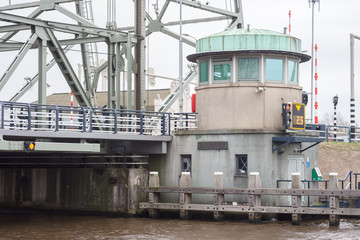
235, 154, 248, 176
212, 57, 232, 83
180, 154, 192, 173
265, 57, 285, 83
237, 56, 260, 82
287, 58, 299, 85
198, 60, 210, 85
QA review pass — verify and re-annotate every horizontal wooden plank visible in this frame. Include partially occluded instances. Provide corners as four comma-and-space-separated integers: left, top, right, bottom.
140, 186, 360, 197
140, 203, 360, 216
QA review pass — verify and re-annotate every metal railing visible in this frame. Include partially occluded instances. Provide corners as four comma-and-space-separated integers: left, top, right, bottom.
0, 101, 197, 136
305, 124, 360, 142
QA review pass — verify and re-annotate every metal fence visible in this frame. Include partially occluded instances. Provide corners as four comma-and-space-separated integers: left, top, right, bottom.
305, 124, 360, 142
0, 101, 197, 136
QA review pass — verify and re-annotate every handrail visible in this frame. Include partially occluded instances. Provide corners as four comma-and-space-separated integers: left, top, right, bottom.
0, 101, 198, 136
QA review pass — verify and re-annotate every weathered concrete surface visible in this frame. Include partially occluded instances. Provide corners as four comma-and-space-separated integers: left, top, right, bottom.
0, 168, 148, 214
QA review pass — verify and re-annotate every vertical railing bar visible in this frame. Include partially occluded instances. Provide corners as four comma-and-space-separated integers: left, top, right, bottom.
0, 101, 4, 129
114, 109, 118, 134
140, 111, 143, 135
82, 107, 86, 132
55, 106, 59, 132
89, 108, 93, 133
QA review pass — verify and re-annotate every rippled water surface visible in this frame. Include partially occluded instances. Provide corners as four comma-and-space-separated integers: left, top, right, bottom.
0, 213, 359, 239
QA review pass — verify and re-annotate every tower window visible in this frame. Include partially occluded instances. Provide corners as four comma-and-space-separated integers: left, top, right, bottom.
288, 60, 298, 84
214, 63, 231, 82
265, 58, 283, 82
238, 58, 259, 81
199, 61, 209, 83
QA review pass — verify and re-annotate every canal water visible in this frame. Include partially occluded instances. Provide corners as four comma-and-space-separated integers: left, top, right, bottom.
0, 212, 359, 239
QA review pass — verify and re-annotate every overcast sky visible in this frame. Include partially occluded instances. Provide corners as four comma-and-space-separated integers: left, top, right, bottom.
1, 0, 360, 124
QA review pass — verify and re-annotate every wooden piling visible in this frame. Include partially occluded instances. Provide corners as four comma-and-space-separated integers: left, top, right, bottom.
148, 171, 160, 218
213, 172, 224, 221
329, 172, 340, 227
179, 172, 192, 220
248, 172, 261, 224
291, 172, 302, 225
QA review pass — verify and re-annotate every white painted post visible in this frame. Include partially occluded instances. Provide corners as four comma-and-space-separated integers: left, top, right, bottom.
291, 172, 302, 225
149, 171, 160, 218
248, 172, 261, 224
213, 172, 224, 221
179, 172, 192, 220
329, 172, 340, 226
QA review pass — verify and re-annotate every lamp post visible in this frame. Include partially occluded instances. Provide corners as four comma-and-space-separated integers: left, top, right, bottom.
333, 95, 339, 141
179, 0, 183, 127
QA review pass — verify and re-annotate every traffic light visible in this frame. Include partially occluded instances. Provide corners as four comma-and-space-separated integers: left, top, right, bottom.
24, 141, 36, 151
282, 103, 292, 129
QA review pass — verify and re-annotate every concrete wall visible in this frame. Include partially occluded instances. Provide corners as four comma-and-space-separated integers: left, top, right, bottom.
195, 83, 302, 131
149, 132, 318, 206
0, 168, 148, 215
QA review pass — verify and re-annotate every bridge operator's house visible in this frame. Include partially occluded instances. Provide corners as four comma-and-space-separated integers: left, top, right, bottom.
150, 28, 320, 206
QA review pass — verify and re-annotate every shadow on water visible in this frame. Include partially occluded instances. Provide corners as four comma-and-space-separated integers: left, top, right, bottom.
0, 211, 359, 240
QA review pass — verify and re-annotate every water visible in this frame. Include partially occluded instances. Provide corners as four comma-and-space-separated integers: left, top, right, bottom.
0, 213, 359, 239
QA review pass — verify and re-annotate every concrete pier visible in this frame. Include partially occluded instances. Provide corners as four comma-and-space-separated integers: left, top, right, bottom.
0, 167, 148, 215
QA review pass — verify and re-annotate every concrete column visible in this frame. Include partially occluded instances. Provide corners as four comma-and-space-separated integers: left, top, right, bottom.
329, 172, 340, 227
128, 168, 149, 215
213, 172, 224, 221
248, 172, 261, 224
149, 171, 160, 218
291, 172, 302, 225
179, 172, 192, 220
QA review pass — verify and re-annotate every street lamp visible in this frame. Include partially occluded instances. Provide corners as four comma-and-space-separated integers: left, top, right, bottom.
332, 94, 339, 140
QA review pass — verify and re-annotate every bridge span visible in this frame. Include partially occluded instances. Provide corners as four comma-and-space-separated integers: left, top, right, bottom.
0, 101, 196, 167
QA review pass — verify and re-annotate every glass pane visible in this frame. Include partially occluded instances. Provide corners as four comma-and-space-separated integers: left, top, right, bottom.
266, 58, 283, 81
199, 61, 209, 83
238, 58, 259, 80
237, 155, 247, 174
214, 64, 231, 81
288, 60, 298, 83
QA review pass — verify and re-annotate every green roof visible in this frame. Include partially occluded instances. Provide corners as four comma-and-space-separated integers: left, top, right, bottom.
196, 28, 303, 53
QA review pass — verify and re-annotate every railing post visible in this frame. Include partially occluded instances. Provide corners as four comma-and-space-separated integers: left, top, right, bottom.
179, 172, 192, 220
55, 106, 59, 132
27, 104, 31, 130
168, 113, 171, 135
325, 125, 329, 142
349, 127, 352, 143
89, 108, 93, 132
140, 111, 143, 135
0, 101, 4, 129
82, 107, 86, 132
291, 172, 302, 225
162, 113, 166, 135
114, 109, 118, 134
248, 172, 261, 224
329, 173, 340, 227
148, 171, 160, 219
213, 172, 224, 221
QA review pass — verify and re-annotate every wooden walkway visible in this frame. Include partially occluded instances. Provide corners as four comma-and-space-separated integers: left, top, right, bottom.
140, 172, 360, 226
